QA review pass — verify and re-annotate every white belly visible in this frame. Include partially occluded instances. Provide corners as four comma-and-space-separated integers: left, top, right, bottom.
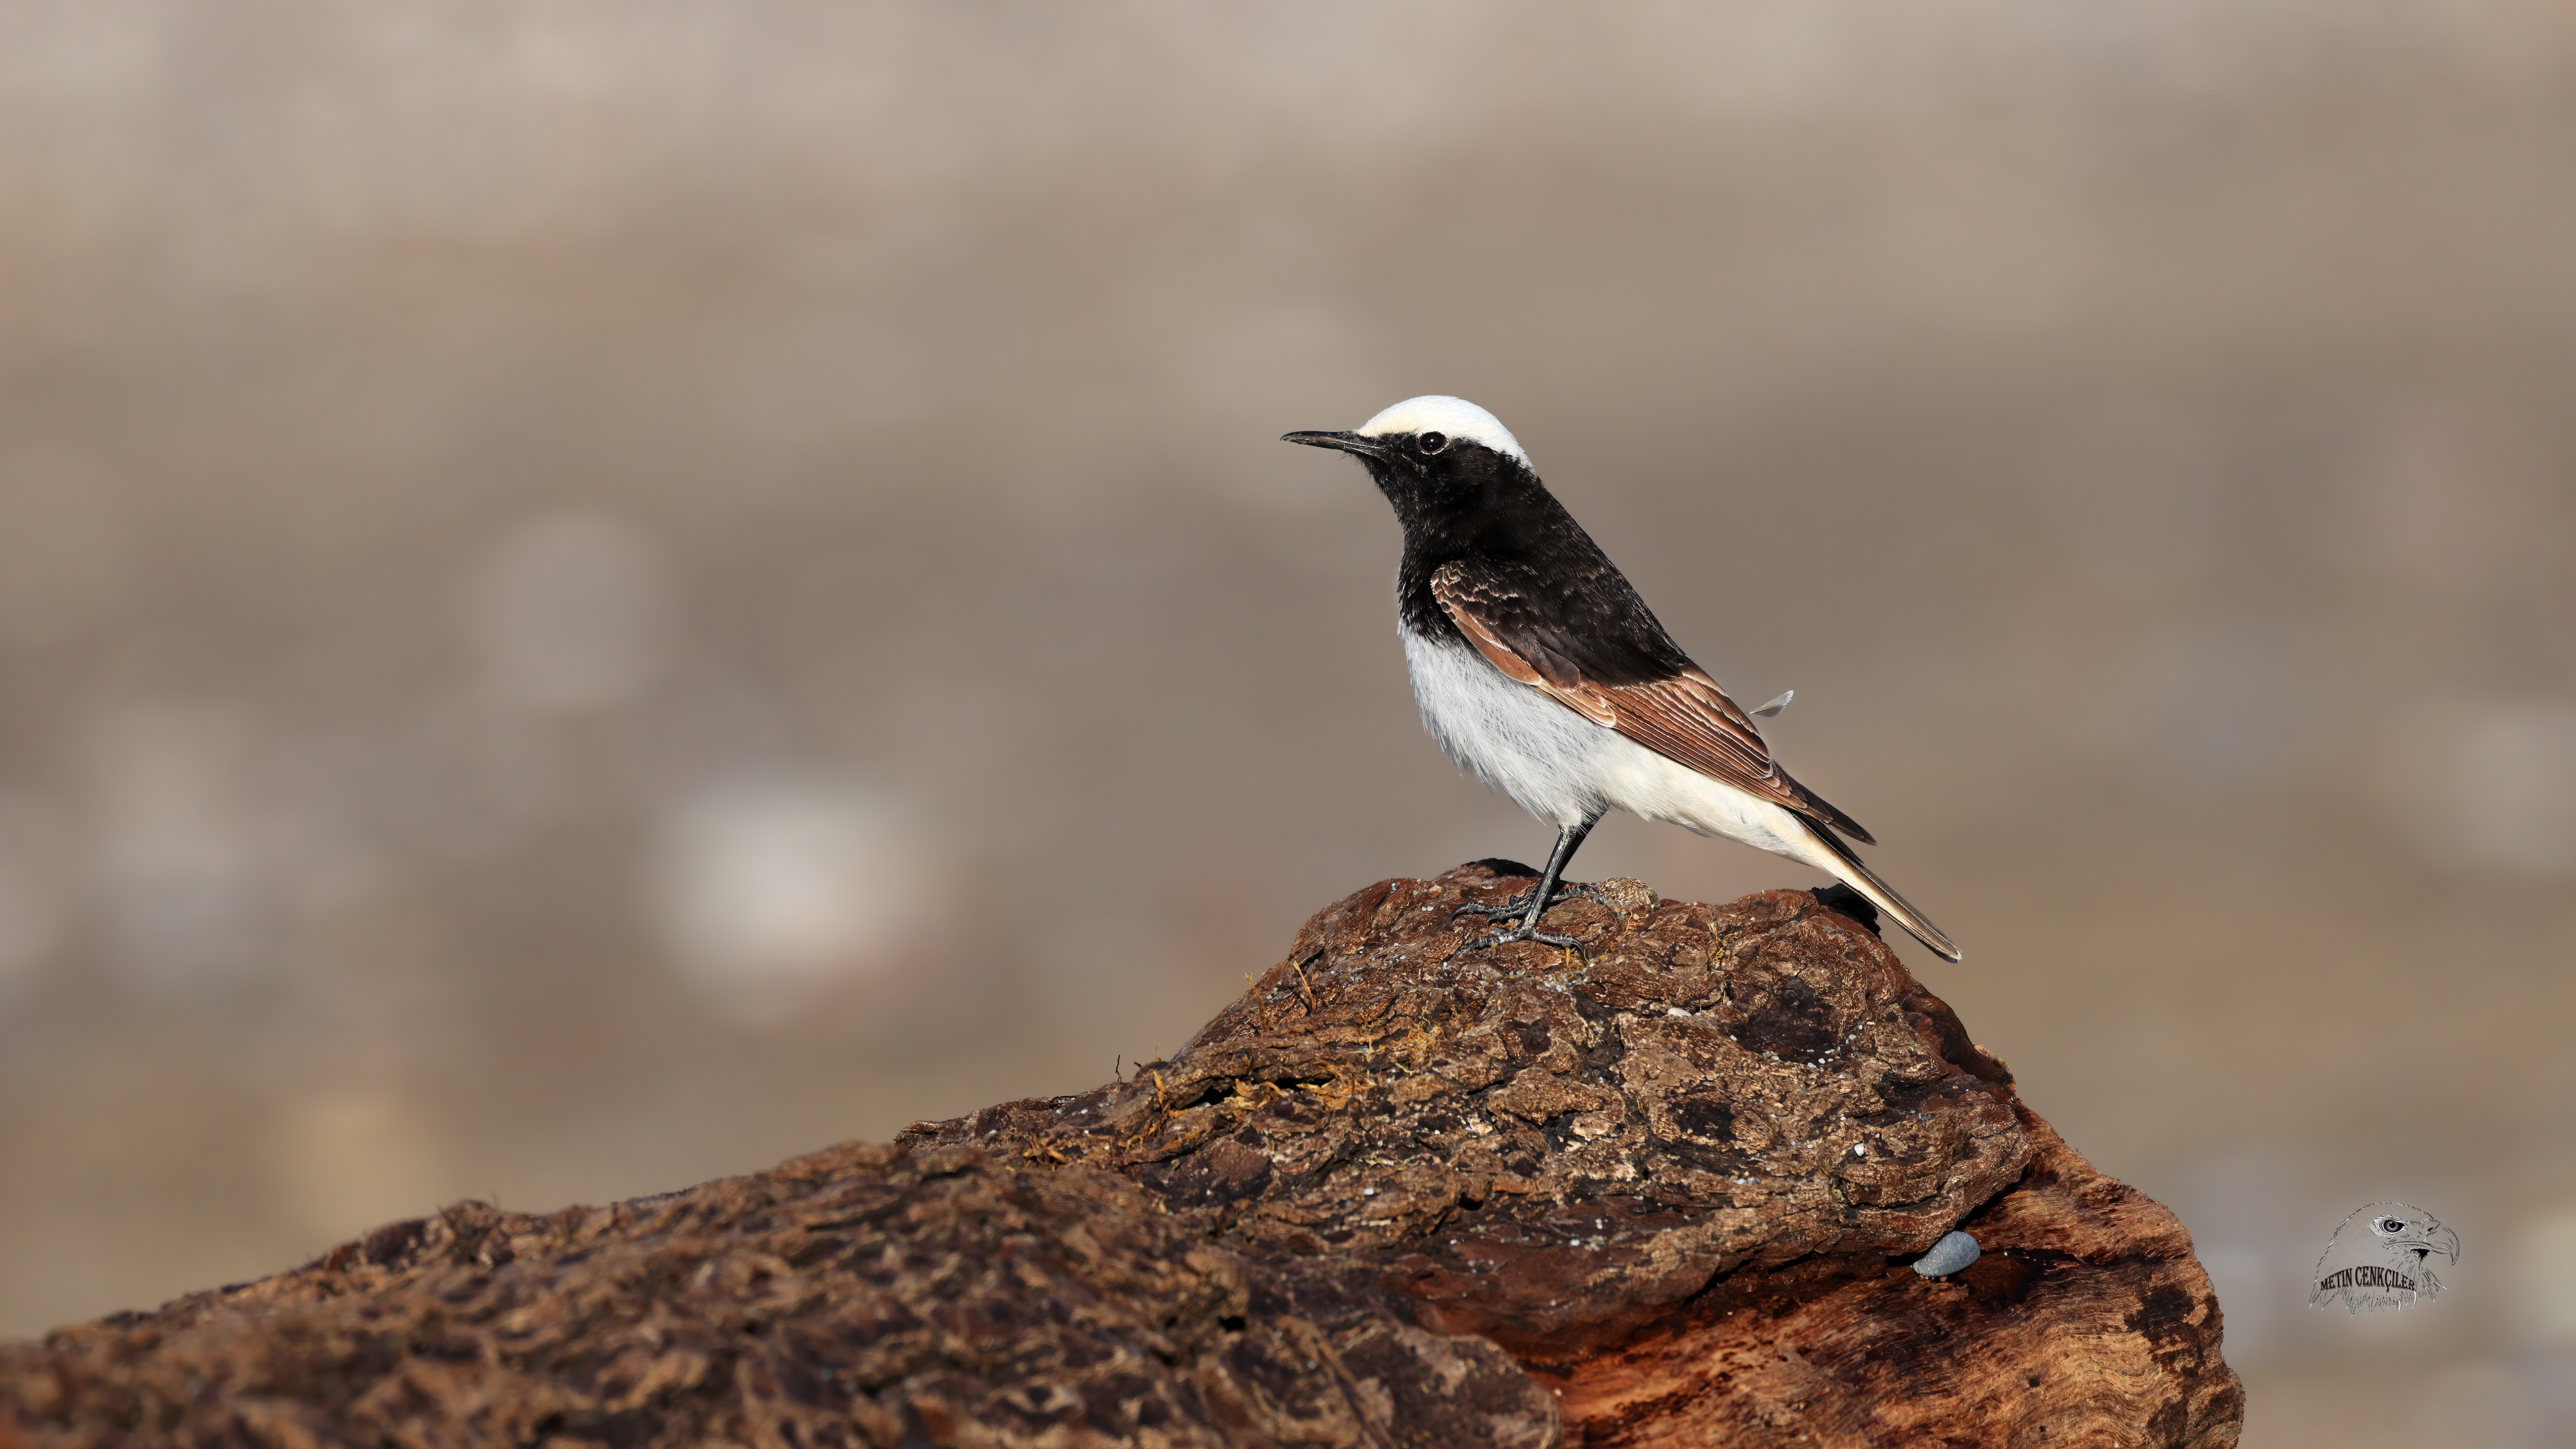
1399, 629, 1830, 866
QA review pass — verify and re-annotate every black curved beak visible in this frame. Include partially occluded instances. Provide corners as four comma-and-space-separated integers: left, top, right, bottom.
1282, 429, 1387, 458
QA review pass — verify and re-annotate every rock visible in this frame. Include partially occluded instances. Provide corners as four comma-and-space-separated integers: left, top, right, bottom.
0, 1146, 1551, 1448
1913, 1230, 1982, 1276
0, 864, 2244, 1448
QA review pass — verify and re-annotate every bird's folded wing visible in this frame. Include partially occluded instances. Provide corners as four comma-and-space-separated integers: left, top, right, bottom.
1432, 562, 1809, 819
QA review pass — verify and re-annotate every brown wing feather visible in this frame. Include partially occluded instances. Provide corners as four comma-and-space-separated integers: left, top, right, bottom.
1432, 565, 1813, 818
1440, 582, 1618, 725
1587, 672, 1817, 819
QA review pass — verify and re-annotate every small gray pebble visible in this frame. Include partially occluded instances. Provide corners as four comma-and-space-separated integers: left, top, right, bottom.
1914, 1230, 1982, 1277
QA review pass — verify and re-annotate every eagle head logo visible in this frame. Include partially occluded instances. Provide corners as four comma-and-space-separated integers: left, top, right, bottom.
2308, 1201, 2459, 1314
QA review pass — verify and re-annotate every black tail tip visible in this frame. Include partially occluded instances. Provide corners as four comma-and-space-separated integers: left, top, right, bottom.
1809, 883, 1882, 938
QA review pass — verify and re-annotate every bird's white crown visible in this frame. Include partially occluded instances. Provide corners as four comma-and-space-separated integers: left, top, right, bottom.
1354, 396, 1530, 468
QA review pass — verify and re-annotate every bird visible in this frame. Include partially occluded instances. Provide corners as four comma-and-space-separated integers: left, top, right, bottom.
1283, 395, 1959, 962
2308, 1203, 2459, 1314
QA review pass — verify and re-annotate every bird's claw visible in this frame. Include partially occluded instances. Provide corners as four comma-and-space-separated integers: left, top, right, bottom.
1457, 924, 1593, 958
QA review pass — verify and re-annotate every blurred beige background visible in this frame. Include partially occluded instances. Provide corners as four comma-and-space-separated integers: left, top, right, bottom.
3, 3, 2573, 1443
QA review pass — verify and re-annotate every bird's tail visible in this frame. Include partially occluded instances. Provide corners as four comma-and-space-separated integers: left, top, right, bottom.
1796, 819, 1961, 963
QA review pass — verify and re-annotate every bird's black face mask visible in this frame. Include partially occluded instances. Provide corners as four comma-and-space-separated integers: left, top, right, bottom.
1283, 428, 1532, 537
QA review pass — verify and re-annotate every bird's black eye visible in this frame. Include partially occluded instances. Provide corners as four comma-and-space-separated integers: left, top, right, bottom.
2379, 1218, 2408, 1233
1416, 431, 1448, 454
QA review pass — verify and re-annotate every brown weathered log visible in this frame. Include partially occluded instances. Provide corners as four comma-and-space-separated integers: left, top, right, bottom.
0, 864, 2243, 1448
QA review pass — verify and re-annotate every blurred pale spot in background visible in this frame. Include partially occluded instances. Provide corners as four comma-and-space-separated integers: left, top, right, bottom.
93, 708, 277, 996
0, 4, 2572, 1444
2450, 706, 2576, 873
2377, 700, 2576, 877
651, 777, 940, 1028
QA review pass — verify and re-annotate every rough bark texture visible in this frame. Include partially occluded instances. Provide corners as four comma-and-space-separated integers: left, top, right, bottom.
0, 864, 2244, 1448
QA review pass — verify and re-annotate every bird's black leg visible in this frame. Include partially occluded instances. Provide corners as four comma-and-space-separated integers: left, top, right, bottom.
1453, 815, 1605, 924
1458, 814, 1600, 954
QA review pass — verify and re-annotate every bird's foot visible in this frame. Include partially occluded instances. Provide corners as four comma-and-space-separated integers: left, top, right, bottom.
1451, 880, 1595, 922
1456, 921, 1593, 957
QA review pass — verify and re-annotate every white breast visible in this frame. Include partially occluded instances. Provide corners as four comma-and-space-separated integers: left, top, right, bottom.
1399, 629, 1610, 828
